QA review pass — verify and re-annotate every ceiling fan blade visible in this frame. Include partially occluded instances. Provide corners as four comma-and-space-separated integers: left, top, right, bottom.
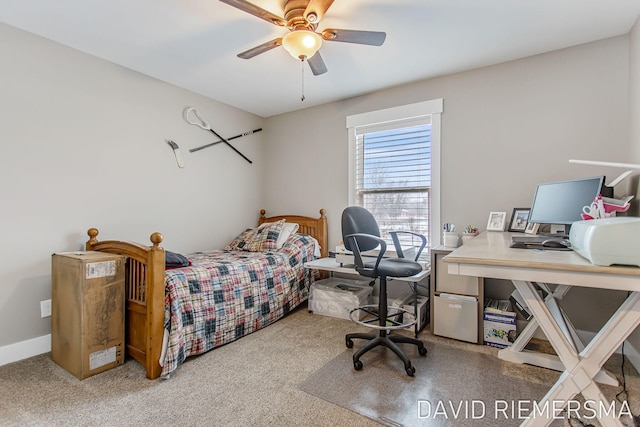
308, 51, 328, 76
219, 0, 286, 26
237, 38, 283, 59
321, 29, 386, 46
304, 0, 335, 24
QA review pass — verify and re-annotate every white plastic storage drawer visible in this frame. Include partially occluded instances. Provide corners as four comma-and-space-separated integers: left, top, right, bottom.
433, 294, 478, 343
435, 254, 480, 296
308, 278, 373, 320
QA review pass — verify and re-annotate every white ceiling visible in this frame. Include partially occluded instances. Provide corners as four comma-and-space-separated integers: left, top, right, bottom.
2, 0, 640, 117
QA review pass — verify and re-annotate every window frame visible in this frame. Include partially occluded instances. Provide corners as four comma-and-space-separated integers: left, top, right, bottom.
346, 99, 443, 249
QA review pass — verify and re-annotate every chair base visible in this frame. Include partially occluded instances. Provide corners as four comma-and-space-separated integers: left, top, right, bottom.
345, 330, 428, 376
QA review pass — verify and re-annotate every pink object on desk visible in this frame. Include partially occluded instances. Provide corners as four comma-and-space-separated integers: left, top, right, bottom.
603, 201, 631, 214
581, 194, 632, 220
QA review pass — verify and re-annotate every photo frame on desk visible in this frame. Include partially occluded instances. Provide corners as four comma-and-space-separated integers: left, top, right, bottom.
486, 212, 507, 231
508, 208, 530, 232
524, 222, 540, 235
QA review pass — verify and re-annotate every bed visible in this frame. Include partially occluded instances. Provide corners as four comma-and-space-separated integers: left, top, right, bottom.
85, 209, 327, 379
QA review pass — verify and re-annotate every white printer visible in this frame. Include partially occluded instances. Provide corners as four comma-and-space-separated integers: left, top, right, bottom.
569, 217, 640, 267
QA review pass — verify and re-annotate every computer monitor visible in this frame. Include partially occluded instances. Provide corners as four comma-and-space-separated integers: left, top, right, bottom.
528, 176, 606, 234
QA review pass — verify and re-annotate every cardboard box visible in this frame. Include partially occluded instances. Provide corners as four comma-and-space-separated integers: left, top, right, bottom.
308, 277, 373, 320
51, 251, 125, 379
483, 310, 517, 349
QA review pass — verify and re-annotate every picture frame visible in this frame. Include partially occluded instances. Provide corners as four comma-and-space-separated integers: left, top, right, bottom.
486, 212, 507, 231
508, 208, 530, 232
524, 222, 540, 235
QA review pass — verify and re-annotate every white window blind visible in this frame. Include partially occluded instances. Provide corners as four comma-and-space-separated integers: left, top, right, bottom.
354, 117, 431, 249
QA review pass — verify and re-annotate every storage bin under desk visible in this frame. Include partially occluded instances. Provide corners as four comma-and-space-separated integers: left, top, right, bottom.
433, 294, 478, 343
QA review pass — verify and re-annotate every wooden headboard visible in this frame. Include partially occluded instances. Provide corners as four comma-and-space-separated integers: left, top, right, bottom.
259, 208, 328, 258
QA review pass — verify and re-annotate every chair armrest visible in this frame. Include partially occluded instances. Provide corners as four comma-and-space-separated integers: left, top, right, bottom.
389, 231, 427, 261
343, 233, 386, 274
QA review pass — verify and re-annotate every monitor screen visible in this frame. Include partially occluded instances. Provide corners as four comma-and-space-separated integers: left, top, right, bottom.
528, 176, 605, 226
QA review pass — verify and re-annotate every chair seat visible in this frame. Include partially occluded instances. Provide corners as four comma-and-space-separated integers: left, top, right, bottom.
364, 257, 423, 278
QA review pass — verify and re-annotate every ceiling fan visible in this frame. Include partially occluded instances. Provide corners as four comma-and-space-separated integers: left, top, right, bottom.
219, 0, 386, 75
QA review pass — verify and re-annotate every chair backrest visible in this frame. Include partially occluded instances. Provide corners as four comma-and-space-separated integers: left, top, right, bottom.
341, 206, 380, 252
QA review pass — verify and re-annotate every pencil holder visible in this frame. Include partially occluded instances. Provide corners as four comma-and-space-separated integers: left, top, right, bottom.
443, 232, 460, 248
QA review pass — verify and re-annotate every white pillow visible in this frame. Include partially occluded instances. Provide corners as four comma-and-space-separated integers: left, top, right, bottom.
276, 222, 299, 248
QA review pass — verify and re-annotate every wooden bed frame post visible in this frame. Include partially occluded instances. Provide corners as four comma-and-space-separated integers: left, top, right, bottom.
86, 229, 165, 379
316, 209, 328, 258
145, 233, 165, 379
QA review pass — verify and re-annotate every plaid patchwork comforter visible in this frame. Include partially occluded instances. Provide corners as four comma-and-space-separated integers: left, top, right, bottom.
161, 233, 317, 377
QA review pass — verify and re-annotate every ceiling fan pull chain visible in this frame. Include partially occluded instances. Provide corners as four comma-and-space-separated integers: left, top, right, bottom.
301, 59, 306, 102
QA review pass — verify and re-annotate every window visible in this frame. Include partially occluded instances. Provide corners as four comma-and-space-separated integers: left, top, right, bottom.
347, 100, 443, 252
354, 118, 431, 246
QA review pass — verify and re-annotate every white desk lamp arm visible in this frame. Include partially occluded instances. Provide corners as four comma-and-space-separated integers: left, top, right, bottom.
569, 159, 640, 187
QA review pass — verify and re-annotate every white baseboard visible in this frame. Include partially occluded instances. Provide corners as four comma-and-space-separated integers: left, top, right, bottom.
0, 335, 51, 367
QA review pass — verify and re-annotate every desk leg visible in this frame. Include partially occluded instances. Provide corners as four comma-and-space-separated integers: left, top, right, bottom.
499, 317, 565, 371
498, 283, 618, 387
516, 282, 640, 427
499, 284, 572, 371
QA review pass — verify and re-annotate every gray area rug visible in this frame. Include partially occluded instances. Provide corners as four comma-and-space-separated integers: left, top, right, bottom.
299, 338, 633, 427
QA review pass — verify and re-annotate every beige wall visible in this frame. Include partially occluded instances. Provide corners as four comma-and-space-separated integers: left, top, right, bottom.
263, 36, 631, 332
264, 36, 629, 250
629, 16, 640, 216
0, 23, 265, 350
631, 16, 640, 163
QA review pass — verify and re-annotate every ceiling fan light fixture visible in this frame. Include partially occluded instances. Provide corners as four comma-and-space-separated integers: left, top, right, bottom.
282, 30, 322, 60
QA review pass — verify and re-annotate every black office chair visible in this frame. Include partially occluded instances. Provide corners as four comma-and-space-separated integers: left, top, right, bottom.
342, 206, 428, 376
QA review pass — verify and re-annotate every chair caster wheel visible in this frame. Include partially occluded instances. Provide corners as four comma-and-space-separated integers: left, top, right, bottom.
406, 366, 415, 376
354, 360, 363, 371
346, 338, 354, 348
419, 346, 428, 356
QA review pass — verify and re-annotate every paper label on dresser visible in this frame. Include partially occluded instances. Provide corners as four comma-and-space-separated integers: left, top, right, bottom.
89, 346, 117, 370
85, 261, 116, 279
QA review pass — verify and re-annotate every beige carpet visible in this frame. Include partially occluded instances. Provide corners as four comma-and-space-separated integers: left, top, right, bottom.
0, 307, 380, 427
1, 306, 639, 426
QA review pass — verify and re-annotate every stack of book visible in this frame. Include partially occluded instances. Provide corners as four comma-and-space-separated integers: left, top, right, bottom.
483, 298, 517, 349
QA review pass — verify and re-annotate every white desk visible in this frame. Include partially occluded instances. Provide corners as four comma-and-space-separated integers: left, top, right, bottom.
444, 231, 640, 427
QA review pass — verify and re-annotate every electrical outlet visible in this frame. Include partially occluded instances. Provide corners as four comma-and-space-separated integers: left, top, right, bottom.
40, 299, 52, 318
